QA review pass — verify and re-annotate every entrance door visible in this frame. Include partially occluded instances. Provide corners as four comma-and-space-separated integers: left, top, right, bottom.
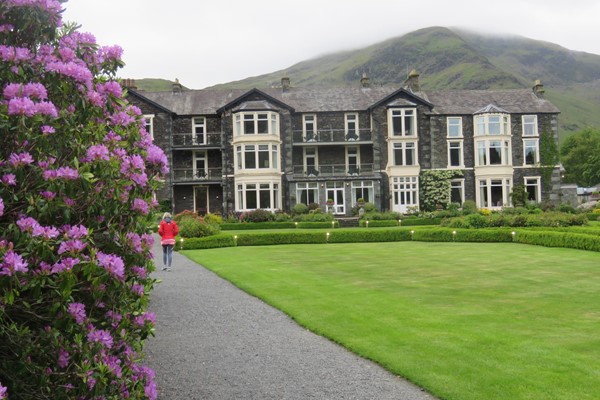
392, 176, 418, 213
194, 186, 209, 215
326, 182, 345, 214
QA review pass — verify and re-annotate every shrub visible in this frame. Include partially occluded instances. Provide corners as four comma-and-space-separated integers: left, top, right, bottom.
178, 218, 221, 238
292, 203, 309, 215
515, 231, 600, 252
0, 4, 165, 398
307, 202, 320, 211
465, 213, 489, 228
558, 203, 576, 214
242, 209, 273, 223
273, 212, 292, 222
293, 212, 335, 222
236, 232, 327, 246
363, 211, 401, 221
159, 199, 172, 212
204, 212, 223, 225
462, 200, 478, 215
174, 209, 199, 222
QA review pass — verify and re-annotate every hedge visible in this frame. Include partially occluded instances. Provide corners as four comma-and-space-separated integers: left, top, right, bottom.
360, 218, 442, 227
514, 230, 600, 252
221, 221, 339, 230
236, 232, 327, 246
176, 234, 235, 250
174, 228, 600, 252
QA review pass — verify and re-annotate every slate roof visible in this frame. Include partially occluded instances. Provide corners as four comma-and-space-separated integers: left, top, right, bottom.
420, 89, 560, 115
136, 86, 559, 116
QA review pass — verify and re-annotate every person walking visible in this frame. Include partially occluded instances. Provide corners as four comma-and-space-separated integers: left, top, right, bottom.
158, 212, 179, 271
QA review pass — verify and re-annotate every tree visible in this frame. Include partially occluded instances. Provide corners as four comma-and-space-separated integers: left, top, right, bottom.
0, 1, 167, 399
560, 128, 600, 187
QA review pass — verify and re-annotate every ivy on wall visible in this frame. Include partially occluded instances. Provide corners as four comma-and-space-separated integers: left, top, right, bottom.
419, 170, 463, 211
539, 131, 559, 191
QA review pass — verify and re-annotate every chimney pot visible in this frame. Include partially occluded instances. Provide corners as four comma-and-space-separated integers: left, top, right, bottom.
172, 78, 182, 94
281, 76, 290, 91
360, 72, 370, 88
404, 69, 420, 92
533, 79, 545, 98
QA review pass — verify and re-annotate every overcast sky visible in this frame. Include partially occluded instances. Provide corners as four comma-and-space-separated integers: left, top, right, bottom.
62, 0, 600, 89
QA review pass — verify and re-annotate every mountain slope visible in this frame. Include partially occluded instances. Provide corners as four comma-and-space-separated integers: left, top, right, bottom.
146, 26, 600, 135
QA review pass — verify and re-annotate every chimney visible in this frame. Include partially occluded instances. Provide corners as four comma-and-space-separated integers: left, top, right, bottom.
121, 78, 137, 90
360, 72, 370, 88
533, 79, 545, 98
281, 76, 290, 92
404, 69, 420, 92
172, 78, 182, 94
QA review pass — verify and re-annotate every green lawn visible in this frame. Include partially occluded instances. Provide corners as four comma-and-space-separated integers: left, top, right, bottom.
183, 242, 600, 400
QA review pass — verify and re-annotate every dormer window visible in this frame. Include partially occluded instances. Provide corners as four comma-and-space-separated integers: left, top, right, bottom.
390, 108, 416, 136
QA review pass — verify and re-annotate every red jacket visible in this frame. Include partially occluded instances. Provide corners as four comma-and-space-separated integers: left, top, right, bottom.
158, 219, 179, 245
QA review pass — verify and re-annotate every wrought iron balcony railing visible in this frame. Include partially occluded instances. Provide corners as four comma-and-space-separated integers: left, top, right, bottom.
292, 129, 372, 144
172, 132, 222, 147
292, 163, 375, 177
172, 167, 223, 182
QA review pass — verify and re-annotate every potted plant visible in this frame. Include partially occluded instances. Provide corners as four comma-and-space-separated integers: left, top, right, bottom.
357, 198, 365, 206
326, 198, 334, 206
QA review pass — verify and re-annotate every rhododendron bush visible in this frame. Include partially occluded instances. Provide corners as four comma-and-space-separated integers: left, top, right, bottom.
0, 1, 167, 399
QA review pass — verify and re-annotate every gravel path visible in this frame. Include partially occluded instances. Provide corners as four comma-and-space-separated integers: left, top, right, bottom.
144, 237, 437, 400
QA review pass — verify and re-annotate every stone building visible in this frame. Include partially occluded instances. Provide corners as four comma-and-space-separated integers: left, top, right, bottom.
126, 74, 560, 216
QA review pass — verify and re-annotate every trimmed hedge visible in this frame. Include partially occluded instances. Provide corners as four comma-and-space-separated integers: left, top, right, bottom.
236, 232, 327, 246
221, 221, 339, 230
359, 218, 442, 227
176, 234, 235, 250
175, 228, 600, 252
514, 231, 600, 252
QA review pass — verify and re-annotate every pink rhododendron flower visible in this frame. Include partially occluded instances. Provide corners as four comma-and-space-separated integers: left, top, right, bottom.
131, 198, 149, 215
0, 250, 29, 276
97, 252, 125, 280
2, 173, 16, 185
57, 239, 87, 254
0, 198, 3, 216
41, 125, 55, 134
8, 152, 34, 167
86, 144, 110, 161
67, 302, 86, 324
87, 329, 113, 348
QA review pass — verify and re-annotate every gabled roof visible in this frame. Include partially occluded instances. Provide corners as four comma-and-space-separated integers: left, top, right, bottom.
368, 87, 433, 110
216, 88, 294, 114
127, 89, 175, 115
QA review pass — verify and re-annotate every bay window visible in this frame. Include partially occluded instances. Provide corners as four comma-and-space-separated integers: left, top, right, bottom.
475, 114, 510, 136
236, 144, 279, 171
390, 108, 416, 137
393, 142, 417, 166
476, 140, 510, 166
478, 177, 512, 208
234, 112, 279, 136
237, 182, 280, 211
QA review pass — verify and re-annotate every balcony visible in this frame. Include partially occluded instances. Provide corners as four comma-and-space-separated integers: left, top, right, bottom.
172, 133, 222, 148
292, 163, 375, 178
172, 167, 223, 183
292, 129, 372, 144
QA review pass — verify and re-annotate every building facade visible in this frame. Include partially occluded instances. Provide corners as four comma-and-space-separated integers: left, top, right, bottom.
126, 74, 561, 216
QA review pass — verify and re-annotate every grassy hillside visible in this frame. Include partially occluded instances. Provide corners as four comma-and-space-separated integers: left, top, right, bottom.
127, 78, 188, 92
136, 27, 600, 134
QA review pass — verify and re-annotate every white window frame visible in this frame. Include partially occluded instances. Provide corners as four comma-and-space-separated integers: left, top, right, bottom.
237, 181, 280, 211
524, 176, 541, 204
392, 141, 417, 166
236, 144, 279, 171
450, 179, 465, 205
389, 108, 417, 137
346, 146, 360, 175
192, 116, 206, 144
345, 113, 358, 137
143, 114, 154, 140
474, 114, 510, 136
447, 117, 463, 138
351, 180, 374, 205
296, 182, 319, 205
448, 140, 464, 168
391, 176, 419, 213
303, 147, 318, 176
477, 177, 512, 209
303, 114, 317, 141
523, 139, 539, 166
193, 151, 207, 179
522, 115, 538, 137
233, 111, 279, 136
476, 139, 511, 166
